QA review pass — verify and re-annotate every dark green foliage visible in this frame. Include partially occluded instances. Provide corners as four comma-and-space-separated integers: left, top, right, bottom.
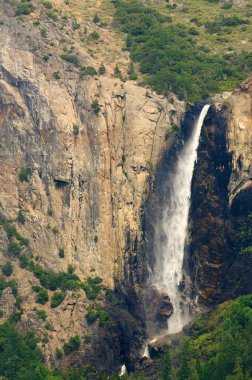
1, 262, 13, 277
63, 335, 80, 354
28, 261, 81, 291
41, 1, 52, 9
114, 0, 252, 101
58, 248, 65, 258
53, 71, 60, 79
19, 254, 29, 269
81, 277, 103, 300
73, 23, 80, 30
98, 64, 106, 75
89, 31, 100, 40
205, 16, 249, 34
43, 55, 49, 62
0, 216, 28, 258
52, 226, 58, 235
157, 294, 252, 380
85, 307, 110, 326
51, 292, 65, 308
0, 322, 48, 379
15, 2, 35, 16
56, 347, 63, 359
128, 62, 137, 80
17, 210, 25, 224
33, 286, 49, 304
93, 13, 100, 24
47, 208, 53, 216
47, 11, 57, 21
60, 54, 79, 66
161, 350, 173, 380
80, 66, 97, 77
36, 309, 47, 321
0, 324, 94, 378
91, 100, 101, 115
0, 276, 18, 297
18, 167, 32, 182
40, 28, 47, 38
9, 311, 22, 324
73, 124, 79, 137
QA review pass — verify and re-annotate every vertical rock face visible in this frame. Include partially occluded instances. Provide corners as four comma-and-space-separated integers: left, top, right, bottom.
189, 80, 252, 305
0, 42, 184, 285
0, 29, 184, 368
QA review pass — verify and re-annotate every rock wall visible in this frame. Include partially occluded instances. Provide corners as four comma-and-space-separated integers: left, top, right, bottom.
0, 19, 184, 370
189, 80, 252, 305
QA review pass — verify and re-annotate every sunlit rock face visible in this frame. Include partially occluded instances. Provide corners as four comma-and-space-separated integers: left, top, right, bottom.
0, 26, 185, 368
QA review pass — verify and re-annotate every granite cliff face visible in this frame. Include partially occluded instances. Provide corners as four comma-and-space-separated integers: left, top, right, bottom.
1, 0, 252, 375
0, 12, 184, 371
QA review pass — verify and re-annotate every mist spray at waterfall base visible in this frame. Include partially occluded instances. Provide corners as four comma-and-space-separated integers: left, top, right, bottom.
149, 105, 210, 338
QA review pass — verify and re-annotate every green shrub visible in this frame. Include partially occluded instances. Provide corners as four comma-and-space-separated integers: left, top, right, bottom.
19, 254, 29, 268
15, 2, 35, 16
98, 64, 106, 75
47, 208, 53, 216
73, 124, 79, 137
53, 71, 60, 79
1, 262, 13, 277
18, 167, 32, 182
82, 277, 103, 300
17, 210, 25, 224
52, 226, 59, 235
89, 31, 100, 40
36, 309, 47, 320
60, 54, 79, 66
63, 335, 80, 354
9, 239, 21, 256
51, 292, 65, 308
42, 1, 52, 9
80, 66, 97, 77
42, 55, 49, 62
93, 13, 100, 24
73, 23, 80, 30
56, 347, 63, 359
85, 307, 110, 326
47, 11, 57, 21
40, 28, 47, 38
91, 100, 100, 115
0, 276, 18, 297
34, 287, 49, 304
59, 248, 65, 258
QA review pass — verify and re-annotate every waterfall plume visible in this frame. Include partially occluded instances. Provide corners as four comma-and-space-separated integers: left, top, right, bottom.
151, 105, 210, 335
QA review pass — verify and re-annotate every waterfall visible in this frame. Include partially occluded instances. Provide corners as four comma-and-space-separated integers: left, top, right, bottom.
152, 105, 210, 334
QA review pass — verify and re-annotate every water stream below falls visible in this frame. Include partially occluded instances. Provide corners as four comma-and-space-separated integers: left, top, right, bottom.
152, 105, 210, 335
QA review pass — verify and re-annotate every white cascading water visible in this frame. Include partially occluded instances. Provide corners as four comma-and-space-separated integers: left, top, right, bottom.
152, 105, 210, 334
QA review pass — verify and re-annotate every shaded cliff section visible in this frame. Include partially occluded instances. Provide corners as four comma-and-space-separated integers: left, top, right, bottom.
139, 80, 252, 339
189, 80, 252, 306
